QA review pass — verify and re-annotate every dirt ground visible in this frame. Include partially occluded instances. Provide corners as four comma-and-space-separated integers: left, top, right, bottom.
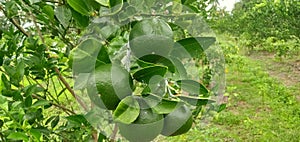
248, 51, 300, 102
248, 51, 300, 86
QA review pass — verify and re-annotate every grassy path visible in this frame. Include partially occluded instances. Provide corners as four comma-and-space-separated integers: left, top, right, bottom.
165, 50, 300, 141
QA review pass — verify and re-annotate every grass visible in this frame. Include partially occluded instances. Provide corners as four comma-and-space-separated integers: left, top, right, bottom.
162, 38, 300, 141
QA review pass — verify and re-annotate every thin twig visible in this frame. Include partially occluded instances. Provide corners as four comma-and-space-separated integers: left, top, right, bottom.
1, 5, 88, 111
30, 12, 89, 111
110, 124, 119, 142
32, 94, 76, 115
0, 5, 30, 37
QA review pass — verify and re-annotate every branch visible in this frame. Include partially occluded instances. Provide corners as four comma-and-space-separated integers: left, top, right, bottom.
30, 12, 89, 111
1, 4, 88, 112
109, 124, 119, 142
32, 94, 76, 115
0, 5, 30, 37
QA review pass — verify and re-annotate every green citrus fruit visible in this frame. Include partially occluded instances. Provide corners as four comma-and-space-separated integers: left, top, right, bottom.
129, 18, 174, 58
161, 104, 193, 136
118, 97, 164, 142
93, 64, 133, 110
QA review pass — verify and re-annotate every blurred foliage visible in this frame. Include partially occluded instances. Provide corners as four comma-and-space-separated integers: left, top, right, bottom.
211, 0, 300, 57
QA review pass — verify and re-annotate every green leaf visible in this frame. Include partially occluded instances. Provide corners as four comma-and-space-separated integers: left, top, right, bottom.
129, 18, 174, 58
0, 95, 7, 104
133, 65, 168, 83
217, 104, 226, 113
5, 1, 19, 18
128, 0, 155, 12
51, 116, 60, 128
95, 0, 109, 6
66, 114, 90, 126
130, 35, 174, 58
99, 25, 119, 39
55, 6, 72, 29
74, 73, 90, 90
0, 120, 3, 128
169, 57, 188, 80
152, 99, 180, 114
71, 9, 90, 28
176, 80, 208, 96
24, 96, 32, 107
43, 5, 54, 20
1, 74, 10, 89
98, 132, 107, 142
177, 95, 214, 106
32, 100, 50, 107
109, 0, 123, 14
67, 0, 90, 16
71, 38, 110, 74
7, 132, 29, 141
29, 0, 41, 4
30, 129, 42, 141
138, 55, 176, 73
16, 60, 25, 83
24, 85, 37, 97
172, 37, 216, 58
182, 0, 197, 5
113, 96, 140, 124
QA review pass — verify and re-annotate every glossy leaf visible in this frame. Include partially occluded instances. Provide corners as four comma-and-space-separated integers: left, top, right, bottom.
24, 96, 32, 107
55, 6, 72, 29
133, 65, 168, 83
43, 5, 54, 20
95, 0, 109, 6
161, 104, 193, 136
152, 99, 180, 114
1, 74, 10, 89
169, 57, 188, 80
71, 38, 110, 74
29, 0, 40, 4
71, 9, 90, 28
138, 55, 176, 73
218, 104, 227, 113
176, 80, 208, 95
130, 18, 173, 39
109, 0, 123, 14
67, 0, 90, 16
30, 129, 42, 141
74, 73, 90, 90
66, 114, 90, 126
32, 100, 50, 107
177, 95, 214, 106
7, 132, 29, 141
51, 116, 60, 128
113, 96, 140, 124
129, 35, 174, 58
129, 18, 174, 58
172, 37, 216, 58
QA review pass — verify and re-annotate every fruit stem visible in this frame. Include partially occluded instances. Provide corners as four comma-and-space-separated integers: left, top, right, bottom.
109, 123, 119, 142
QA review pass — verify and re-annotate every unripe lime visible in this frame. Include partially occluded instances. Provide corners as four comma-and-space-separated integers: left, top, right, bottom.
93, 64, 133, 110
118, 97, 164, 142
129, 18, 174, 58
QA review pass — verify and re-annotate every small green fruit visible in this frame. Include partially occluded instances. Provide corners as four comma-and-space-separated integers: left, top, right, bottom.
129, 18, 174, 58
118, 98, 164, 142
92, 64, 133, 110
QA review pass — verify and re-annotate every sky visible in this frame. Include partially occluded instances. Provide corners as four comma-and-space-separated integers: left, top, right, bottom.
218, 0, 240, 11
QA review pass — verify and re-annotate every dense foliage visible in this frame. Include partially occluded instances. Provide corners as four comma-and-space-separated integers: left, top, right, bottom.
0, 0, 224, 141
213, 0, 300, 57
